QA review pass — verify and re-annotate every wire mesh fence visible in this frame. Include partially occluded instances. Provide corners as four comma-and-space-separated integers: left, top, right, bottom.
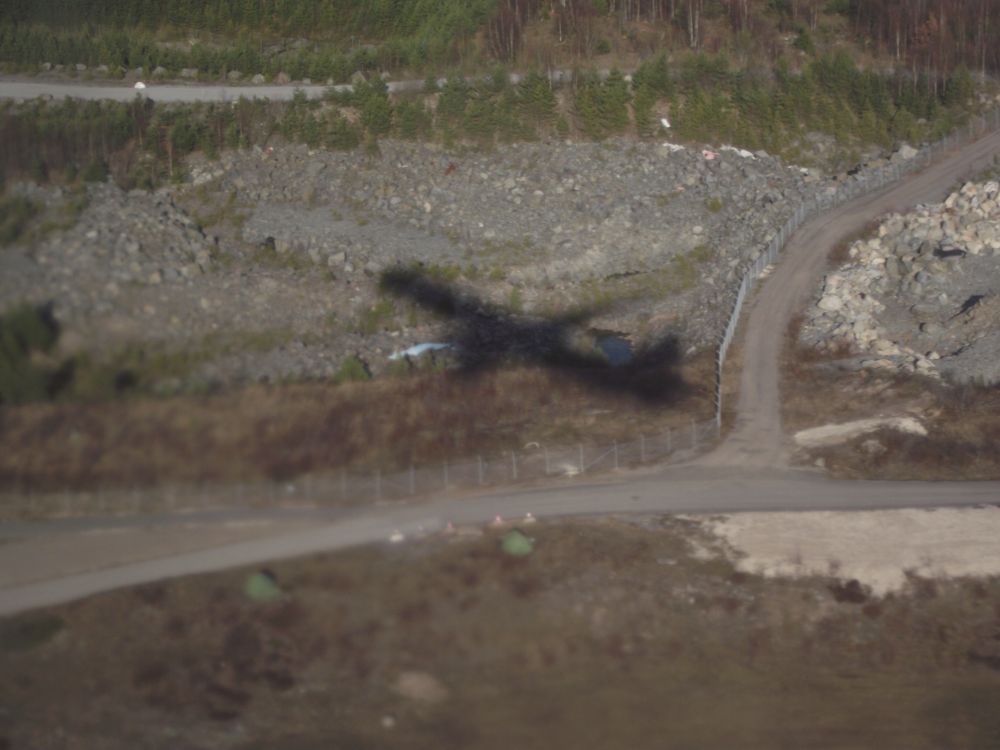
5, 110, 998, 521
0, 418, 720, 520
713, 106, 1000, 426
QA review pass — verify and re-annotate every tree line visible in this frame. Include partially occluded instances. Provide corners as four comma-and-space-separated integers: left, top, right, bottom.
5, 1, 1000, 80
0, 54, 978, 192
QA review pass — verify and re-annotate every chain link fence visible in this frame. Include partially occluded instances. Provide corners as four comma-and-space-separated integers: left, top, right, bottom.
714, 107, 1000, 426
5, 110, 998, 521
0, 419, 719, 520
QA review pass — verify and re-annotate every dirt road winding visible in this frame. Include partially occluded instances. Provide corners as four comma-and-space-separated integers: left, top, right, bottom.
700, 129, 1000, 469
2, 106, 1000, 617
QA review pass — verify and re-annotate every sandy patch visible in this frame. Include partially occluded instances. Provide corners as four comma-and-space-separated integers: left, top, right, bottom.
701, 506, 1000, 595
793, 416, 927, 449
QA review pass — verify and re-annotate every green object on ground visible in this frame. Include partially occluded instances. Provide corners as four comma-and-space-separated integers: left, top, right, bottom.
244, 570, 282, 601
501, 529, 534, 557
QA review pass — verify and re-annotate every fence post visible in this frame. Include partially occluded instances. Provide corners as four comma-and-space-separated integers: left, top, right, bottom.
666, 427, 672, 453
578, 444, 585, 475
613, 442, 619, 470
511, 451, 518, 481
409, 465, 415, 495
478, 456, 484, 485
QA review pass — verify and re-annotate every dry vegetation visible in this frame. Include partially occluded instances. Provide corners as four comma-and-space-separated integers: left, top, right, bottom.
782, 315, 1000, 480
0, 354, 715, 492
3, 517, 1000, 749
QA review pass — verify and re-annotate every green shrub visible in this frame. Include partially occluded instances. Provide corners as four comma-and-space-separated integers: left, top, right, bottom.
0, 613, 65, 653
0, 194, 40, 245
333, 354, 371, 384
0, 303, 60, 404
574, 69, 630, 140
355, 298, 396, 335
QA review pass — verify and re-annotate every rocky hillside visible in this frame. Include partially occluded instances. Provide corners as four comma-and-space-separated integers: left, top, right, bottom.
0, 135, 894, 392
801, 180, 1000, 385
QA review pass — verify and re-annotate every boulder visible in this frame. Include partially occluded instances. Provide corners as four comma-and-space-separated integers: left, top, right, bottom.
891, 143, 919, 163
818, 294, 843, 312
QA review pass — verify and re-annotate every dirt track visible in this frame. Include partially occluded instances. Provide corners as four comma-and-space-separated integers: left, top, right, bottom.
700, 129, 1000, 468
3, 119, 1000, 617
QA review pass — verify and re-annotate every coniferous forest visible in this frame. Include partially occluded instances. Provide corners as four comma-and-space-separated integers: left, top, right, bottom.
0, 1, 999, 80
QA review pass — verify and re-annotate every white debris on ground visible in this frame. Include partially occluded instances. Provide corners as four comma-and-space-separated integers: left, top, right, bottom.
719, 144, 756, 159
700, 506, 1000, 596
387, 342, 452, 361
793, 416, 927, 449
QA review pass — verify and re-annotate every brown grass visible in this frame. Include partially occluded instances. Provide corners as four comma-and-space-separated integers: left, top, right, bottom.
0, 355, 714, 491
4, 518, 1000, 749
781, 343, 1000, 479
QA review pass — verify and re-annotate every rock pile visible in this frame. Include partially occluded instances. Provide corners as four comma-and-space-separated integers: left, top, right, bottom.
803, 180, 1000, 384
198, 138, 821, 349
0, 183, 216, 321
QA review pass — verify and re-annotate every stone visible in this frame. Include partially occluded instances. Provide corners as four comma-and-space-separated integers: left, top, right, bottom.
860, 439, 887, 456
251, 73, 266, 84
180, 68, 198, 79
392, 672, 449, 704
276, 72, 291, 84
818, 295, 843, 312
152, 66, 168, 78
227, 70, 243, 82
884, 257, 900, 279
891, 143, 919, 163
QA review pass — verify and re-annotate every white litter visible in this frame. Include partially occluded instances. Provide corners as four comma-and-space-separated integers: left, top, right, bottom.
660, 116, 671, 129
719, 144, 756, 159
388, 342, 452, 361
389, 530, 405, 543
133, 81, 146, 90
661, 142, 685, 153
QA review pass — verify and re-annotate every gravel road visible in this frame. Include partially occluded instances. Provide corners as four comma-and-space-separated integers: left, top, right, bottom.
2, 89, 1000, 618
2, 467, 1000, 616
0, 70, 579, 102
701, 129, 1000, 468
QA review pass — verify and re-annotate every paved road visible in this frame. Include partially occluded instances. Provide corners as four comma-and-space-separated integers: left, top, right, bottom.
0, 70, 582, 102
2, 467, 999, 616
2, 102, 1000, 617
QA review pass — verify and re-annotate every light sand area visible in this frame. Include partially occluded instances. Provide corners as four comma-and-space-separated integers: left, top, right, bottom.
702, 506, 1000, 595
793, 416, 927, 449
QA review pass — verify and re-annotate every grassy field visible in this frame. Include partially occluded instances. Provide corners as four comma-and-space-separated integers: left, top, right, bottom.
2, 517, 1000, 749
